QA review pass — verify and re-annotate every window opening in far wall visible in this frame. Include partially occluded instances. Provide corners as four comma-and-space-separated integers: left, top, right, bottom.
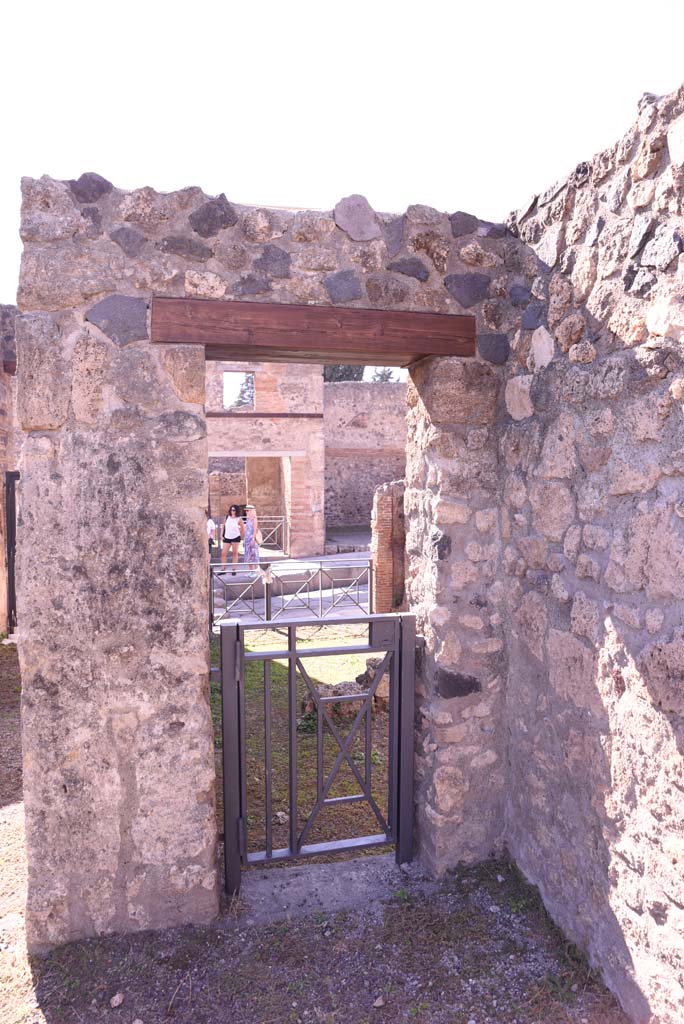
223, 371, 255, 411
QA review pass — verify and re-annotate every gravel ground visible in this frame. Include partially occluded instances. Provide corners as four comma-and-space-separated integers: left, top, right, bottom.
0, 643, 630, 1024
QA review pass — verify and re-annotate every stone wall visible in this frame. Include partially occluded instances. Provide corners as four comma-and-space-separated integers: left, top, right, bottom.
15, 84, 684, 1022
0, 304, 18, 632
498, 87, 684, 1024
324, 381, 406, 526
17, 174, 501, 952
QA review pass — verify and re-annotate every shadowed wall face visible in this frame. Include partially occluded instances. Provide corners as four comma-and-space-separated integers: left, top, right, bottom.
498, 88, 684, 1024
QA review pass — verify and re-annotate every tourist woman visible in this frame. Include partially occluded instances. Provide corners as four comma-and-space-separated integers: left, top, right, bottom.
242, 503, 261, 565
221, 504, 242, 571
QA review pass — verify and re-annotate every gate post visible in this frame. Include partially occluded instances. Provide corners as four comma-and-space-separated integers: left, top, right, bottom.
221, 621, 242, 894
396, 614, 416, 864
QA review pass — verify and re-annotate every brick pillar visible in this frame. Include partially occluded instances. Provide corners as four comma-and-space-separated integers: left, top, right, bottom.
371, 480, 406, 613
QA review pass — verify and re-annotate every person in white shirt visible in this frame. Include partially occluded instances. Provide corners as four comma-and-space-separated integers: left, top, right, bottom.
206, 513, 216, 554
221, 504, 243, 572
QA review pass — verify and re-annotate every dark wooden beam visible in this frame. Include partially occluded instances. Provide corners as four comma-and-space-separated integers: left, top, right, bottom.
151, 297, 475, 366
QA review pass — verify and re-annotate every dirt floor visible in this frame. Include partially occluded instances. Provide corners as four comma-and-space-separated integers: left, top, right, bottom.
0, 642, 631, 1024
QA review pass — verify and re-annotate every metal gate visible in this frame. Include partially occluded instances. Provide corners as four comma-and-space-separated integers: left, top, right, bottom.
220, 613, 415, 894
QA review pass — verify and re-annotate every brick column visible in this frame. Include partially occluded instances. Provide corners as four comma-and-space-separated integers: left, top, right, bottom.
371, 479, 406, 613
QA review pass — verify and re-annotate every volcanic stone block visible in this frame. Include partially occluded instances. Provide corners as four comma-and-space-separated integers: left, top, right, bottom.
253, 244, 291, 278
333, 194, 381, 241
86, 295, 148, 346
509, 284, 531, 307
521, 302, 545, 330
189, 194, 238, 237
110, 226, 146, 258
383, 215, 405, 258
158, 236, 214, 261
443, 272, 490, 308
324, 270, 362, 303
387, 257, 429, 282
436, 669, 482, 698
68, 172, 113, 204
477, 333, 510, 365
449, 211, 479, 237
235, 273, 272, 295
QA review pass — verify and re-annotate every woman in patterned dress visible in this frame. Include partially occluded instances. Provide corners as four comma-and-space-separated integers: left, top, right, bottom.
242, 504, 260, 565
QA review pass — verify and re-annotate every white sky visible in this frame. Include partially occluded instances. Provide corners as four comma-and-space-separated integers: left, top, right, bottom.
2, 0, 683, 305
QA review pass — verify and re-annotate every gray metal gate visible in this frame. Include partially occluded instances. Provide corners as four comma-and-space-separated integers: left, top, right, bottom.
220, 613, 415, 894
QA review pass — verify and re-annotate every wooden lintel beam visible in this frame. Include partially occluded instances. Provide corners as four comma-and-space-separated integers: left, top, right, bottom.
151, 297, 475, 364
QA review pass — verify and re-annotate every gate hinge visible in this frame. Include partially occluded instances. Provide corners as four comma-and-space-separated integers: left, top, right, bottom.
238, 817, 247, 858
235, 640, 242, 684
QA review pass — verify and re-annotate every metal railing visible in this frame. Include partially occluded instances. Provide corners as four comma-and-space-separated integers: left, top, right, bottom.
221, 613, 416, 892
210, 558, 372, 628
258, 516, 287, 552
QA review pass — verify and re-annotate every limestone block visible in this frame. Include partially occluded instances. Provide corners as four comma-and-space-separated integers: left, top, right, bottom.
410, 231, 449, 273
21, 176, 86, 242
529, 480, 576, 542
645, 608, 665, 634
413, 358, 498, 426
241, 207, 287, 243
576, 554, 601, 583
71, 331, 109, 425
537, 412, 577, 479
184, 270, 227, 298
554, 314, 585, 352
504, 473, 527, 509
613, 603, 641, 629
505, 375, 534, 420
517, 535, 548, 569
535, 224, 563, 269
667, 113, 684, 166
529, 326, 554, 371
291, 210, 336, 243
18, 243, 128, 311
583, 525, 610, 551
646, 295, 684, 340
570, 246, 598, 303
568, 340, 597, 363
433, 499, 471, 525
639, 632, 684, 715
547, 273, 573, 327
475, 509, 497, 533
16, 313, 71, 430
571, 591, 601, 642
547, 629, 601, 714
609, 457, 660, 495
516, 591, 548, 661
628, 180, 656, 210
158, 346, 205, 405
